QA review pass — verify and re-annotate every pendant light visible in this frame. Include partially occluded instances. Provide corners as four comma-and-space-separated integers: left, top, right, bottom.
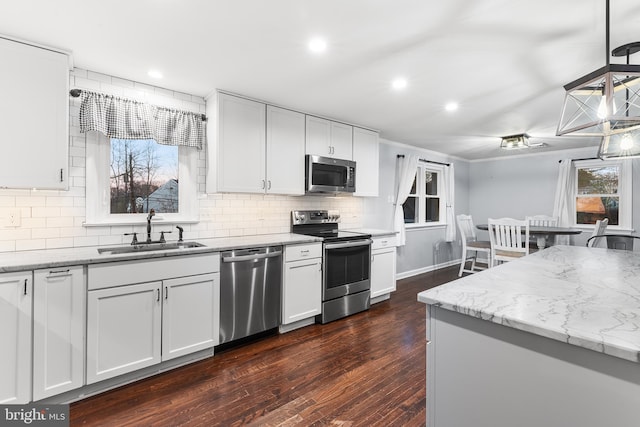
556, 0, 640, 153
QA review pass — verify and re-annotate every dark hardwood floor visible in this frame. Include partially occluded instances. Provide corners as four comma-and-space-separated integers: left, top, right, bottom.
70, 266, 459, 427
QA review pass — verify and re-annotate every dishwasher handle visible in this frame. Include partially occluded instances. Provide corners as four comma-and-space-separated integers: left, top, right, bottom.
222, 250, 282, 263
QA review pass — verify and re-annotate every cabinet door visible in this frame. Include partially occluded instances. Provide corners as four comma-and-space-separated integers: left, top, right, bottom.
371, 248, 397, 298
0, 38, 69, 190
330, 121, 353, 160
266, 105, 305, 195
87, 282, 162, 384
162, 273, 219, 361
353, 127, 379, 197
217, 93, 266, 193
305, 115, 332, 156
283, 258, 322, 324
0, 272, 32, 404
33, 266, 84, 400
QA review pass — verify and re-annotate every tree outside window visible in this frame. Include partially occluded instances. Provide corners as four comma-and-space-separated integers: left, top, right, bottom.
110, 139, 179, 214
576, 165, 619, 225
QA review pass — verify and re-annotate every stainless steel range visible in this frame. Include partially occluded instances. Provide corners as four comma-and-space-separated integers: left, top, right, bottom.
291, 210, 372, 324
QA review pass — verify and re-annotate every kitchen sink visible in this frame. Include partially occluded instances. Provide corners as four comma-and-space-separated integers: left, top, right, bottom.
97, 241, 206, 255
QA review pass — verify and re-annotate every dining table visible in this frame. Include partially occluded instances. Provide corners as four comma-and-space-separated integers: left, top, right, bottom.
476, 224, 582, 249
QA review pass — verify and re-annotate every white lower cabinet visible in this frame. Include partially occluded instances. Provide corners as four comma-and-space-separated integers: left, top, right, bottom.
370, 236, 397, 299
0, 271, 32, 404
33, 266, 85, 400
87, 254, 220, 384
282, 243, 322, 325
87, 281, 162, 384
162, 273, 219, 361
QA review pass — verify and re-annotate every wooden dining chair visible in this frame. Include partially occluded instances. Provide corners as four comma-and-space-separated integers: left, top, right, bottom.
525, 215, 558, 227
487, 218, 530, 266
587, 218, 609, 247
525, 215, 558, 247
456, 214, 491, 277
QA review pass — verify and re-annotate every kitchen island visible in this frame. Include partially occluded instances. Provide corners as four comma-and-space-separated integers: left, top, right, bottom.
417, 245, 640, 427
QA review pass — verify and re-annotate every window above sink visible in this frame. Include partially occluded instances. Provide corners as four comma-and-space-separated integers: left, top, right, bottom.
84, 134, 199, 226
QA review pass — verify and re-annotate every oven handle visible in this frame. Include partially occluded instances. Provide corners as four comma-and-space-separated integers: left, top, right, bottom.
324, 239, 372, 250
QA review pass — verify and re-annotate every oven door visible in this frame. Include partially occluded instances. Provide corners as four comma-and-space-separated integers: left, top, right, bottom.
323, 239, 371, 301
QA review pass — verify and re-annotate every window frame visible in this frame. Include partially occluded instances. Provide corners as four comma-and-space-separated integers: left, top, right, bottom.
85, 131, 199, 226
572, 159, 632, 231
404, 163, 447, 228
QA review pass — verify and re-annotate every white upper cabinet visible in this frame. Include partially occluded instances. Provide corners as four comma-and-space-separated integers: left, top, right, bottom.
210, 93, 305, 195
305, 116, 353, 160
0, 37, 69, 190
352, 127, 380, 197
266, 106, 305, 195
215, 93, 266, 193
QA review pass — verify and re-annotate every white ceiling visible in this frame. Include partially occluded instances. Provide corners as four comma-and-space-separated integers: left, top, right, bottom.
2, 0, 640, 160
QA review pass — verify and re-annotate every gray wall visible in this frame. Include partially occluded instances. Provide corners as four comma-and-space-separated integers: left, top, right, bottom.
363, 139, 470, 277
469, 146, 640, 247
367, 141, 639, 278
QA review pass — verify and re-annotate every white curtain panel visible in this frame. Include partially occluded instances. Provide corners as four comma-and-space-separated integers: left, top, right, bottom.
552, 159, 574, 245
393, 154, 418, 246
444, 163, 456, 242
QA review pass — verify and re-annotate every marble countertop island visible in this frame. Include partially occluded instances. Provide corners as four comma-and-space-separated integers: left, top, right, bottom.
418, 245, 640, 363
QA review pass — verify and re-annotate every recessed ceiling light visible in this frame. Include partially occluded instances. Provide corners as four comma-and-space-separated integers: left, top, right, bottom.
445, 102, 458, 112
308, 37, 327, 54
391, 78, 408, 90
148, 69, 163, 79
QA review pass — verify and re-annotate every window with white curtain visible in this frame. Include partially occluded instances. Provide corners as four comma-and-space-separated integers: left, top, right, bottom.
402, 163, 446, 226
573, 159, 632, 229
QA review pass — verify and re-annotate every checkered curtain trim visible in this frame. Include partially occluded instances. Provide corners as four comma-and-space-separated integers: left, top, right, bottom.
79, 91, 205, 150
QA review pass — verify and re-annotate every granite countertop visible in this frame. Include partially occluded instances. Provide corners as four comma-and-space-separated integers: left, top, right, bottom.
418, 245, 640, 364
0, 233, 322, 272
346, 228, 397, 237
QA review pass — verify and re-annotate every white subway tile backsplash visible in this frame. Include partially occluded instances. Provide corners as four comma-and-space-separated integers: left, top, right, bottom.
16, 239, 46, 251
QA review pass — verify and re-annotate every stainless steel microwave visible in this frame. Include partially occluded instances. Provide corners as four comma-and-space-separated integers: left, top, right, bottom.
305, 155, 356, 194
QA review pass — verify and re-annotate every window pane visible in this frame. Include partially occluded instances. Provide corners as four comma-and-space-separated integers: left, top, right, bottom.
403, 197, 417, 223
425, 171, 438, 196
426, 198, 440, 222
110, 139, 179, 214
576, 196, 618, 225
577, 166, 619, 195
409, 175, 417, 195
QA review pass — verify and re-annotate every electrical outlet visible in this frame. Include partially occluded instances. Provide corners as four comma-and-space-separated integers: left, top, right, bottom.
7, 208, 21, 227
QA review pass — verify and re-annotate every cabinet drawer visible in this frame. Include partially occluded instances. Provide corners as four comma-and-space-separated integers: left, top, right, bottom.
372, 235, 397, 250
285, 243, 322, 262
88, 253, 220, 290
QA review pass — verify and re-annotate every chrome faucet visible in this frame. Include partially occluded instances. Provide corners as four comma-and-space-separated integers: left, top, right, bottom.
146, 209, 155, 243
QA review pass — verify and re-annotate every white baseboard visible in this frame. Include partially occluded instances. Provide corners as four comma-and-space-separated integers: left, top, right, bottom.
396, 259, 460, 280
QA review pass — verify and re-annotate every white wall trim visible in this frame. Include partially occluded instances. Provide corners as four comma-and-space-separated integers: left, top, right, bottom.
396, 259, 460, 280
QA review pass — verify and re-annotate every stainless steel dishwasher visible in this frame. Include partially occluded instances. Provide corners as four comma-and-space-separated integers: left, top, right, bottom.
219, 246, 282, 344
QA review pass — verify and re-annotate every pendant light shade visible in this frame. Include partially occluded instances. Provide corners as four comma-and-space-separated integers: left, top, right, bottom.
597, 130, 640, 159
556, 64, 640, 136
557, 1, 640, 159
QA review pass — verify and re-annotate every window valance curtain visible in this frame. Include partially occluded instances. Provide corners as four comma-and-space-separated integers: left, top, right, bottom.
78, 90, 205, 149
